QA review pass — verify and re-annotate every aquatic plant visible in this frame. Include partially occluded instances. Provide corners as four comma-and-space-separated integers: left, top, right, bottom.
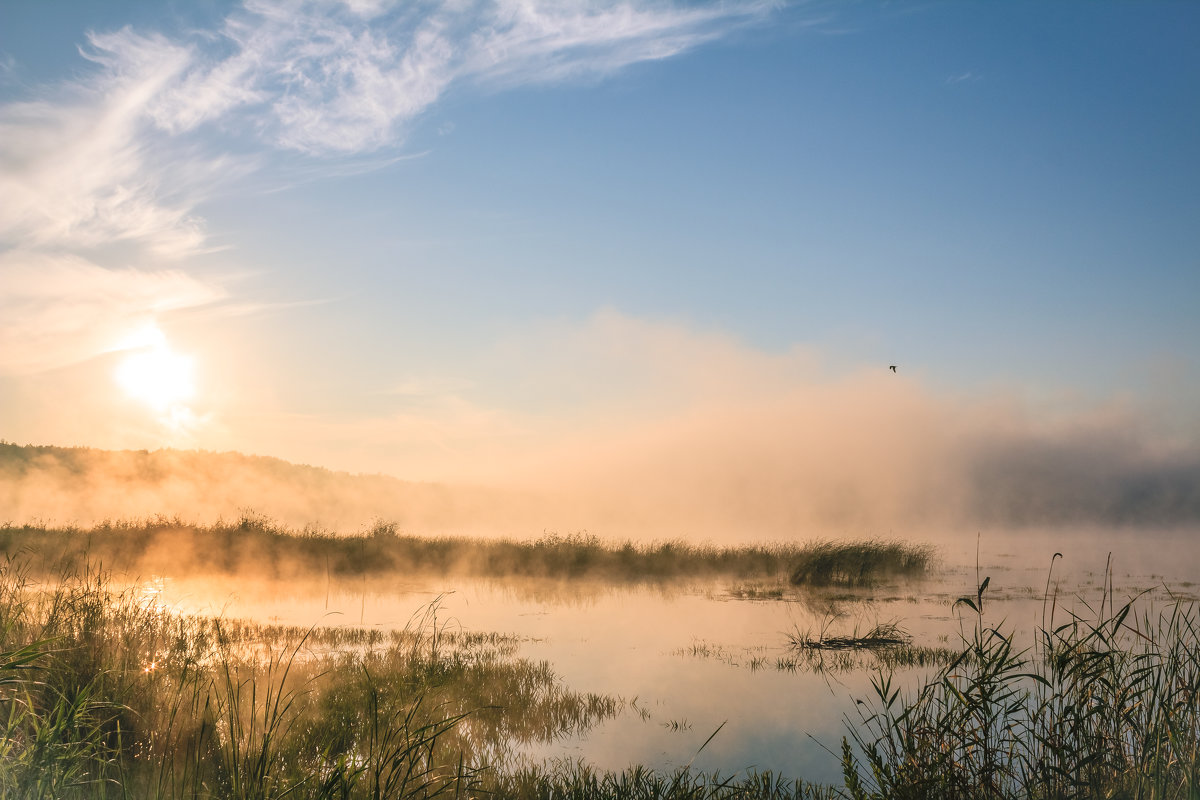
676, 623, 958, 676
0, 518, 839, 584
788, 618, 911, 651
788, 539, 934, 587
484, 760, 839, 799
840, 566, 1200, 799
0, 559, 621, 798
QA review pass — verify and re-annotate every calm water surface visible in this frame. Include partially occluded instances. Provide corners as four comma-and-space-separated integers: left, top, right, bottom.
142, 527, 1200, 785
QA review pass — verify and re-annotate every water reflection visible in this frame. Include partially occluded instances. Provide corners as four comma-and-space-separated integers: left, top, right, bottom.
128, 526, 1200, 785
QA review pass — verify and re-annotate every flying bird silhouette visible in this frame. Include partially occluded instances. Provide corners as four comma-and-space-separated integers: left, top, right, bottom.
889, 365, 897, 372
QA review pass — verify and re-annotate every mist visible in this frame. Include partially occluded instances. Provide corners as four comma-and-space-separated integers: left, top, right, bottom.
0, 443, 542, 537
3, 374, 1197, 544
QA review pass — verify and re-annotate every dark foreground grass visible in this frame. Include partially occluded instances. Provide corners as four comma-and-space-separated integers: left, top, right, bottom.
0, 518, 929, 586
841, 573, 1200, 799
0, 558, 621, 799
486, 762, 837, 799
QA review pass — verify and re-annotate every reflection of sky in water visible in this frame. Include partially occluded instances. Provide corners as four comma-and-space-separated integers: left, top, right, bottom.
136, 526, 1200, 786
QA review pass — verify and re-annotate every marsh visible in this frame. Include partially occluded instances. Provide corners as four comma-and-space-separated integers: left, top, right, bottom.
3, 520, 1197, 797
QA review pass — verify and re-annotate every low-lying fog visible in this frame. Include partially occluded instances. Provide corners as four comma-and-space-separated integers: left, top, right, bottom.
2, 393, 1198, 547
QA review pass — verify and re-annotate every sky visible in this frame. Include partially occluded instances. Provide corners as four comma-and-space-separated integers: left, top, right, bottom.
1, 1, 1198, 521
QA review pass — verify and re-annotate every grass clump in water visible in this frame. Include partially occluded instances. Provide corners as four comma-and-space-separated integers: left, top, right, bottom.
788, 539, 934, 587
788, 618, 911, 651
781, 613, 958, 674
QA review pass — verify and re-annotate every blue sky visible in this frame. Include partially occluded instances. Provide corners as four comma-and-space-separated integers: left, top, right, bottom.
1, 0, 1198, 490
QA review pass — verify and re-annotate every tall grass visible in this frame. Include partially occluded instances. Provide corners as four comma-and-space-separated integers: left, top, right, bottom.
840, 566, 1200, 799
484, 761, 839, 799
0, 518, 879, 585
0, 558, 621, 799
787, 539, 934, 587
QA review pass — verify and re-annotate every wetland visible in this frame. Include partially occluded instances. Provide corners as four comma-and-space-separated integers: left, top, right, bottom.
2, 519, 1199, 798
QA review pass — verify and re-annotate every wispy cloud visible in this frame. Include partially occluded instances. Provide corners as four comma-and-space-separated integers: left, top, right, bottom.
1, 1, 774, 249
140, 0, 774, 154
457, 1, 771, 88
0, 37, 200, 257
0, 0, 774, 372
945, 70, 980, 85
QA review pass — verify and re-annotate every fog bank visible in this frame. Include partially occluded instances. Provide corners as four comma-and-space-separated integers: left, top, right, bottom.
3, 399, 1198, 543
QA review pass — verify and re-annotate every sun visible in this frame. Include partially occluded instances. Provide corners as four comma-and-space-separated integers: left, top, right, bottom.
114, 328, 195, 413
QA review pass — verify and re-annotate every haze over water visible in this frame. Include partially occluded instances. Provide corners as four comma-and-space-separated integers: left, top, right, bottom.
113, 522, 1194, 785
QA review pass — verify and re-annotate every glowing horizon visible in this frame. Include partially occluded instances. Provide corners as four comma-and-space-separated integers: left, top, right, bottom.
0, 1, 1197, 513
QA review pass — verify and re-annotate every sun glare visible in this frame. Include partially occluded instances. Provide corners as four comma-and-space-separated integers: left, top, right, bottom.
114, 328, 195, 413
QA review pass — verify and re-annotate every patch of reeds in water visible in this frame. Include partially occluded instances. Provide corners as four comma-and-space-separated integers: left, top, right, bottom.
2, 518, 858, 585
789, 619, 912, 651
781, 617, 958, 674
676, 621, 959, 676
788, 539, 935, 587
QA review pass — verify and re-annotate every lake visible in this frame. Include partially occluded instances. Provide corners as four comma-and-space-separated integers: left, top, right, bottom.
134, 525, 1200, 786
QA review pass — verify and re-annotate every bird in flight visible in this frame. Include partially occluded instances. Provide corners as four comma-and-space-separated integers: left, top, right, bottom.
889, 365, 897, 372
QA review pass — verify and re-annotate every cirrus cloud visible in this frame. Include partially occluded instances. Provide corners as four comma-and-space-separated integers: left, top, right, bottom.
144, 0, 774, 154
1, 0, 770, 374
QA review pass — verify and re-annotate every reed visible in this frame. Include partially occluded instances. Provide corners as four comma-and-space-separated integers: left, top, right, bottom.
484, 760, 839, 799
840, 565, 1200, 799
788, 539, 934, 587
0, 558, 620, 799
0, 518, 859, 584
676, 627, 958, 676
